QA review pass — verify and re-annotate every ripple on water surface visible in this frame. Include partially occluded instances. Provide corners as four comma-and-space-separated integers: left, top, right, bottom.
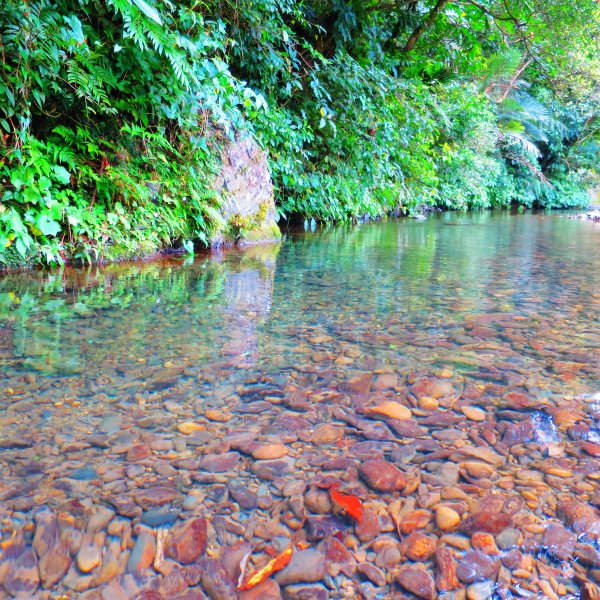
1, 212, 600, 598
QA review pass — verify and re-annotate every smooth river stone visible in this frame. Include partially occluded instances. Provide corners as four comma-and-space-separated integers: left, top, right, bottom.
558, 499, 600, 536
251, 457, 295, 480
311, 424, 344, 445
372, 373, 400, 390
461, 406, 486, 421
542, 523, 576, 561
456, 550, 500, 583
400, 532, 437, 562
201, 452, 240, 472
252, 443, 287, 460
396, 566, 436, 599
135, 486, 181, 510
367, 401, 411, 420
275, 549, 326, 586
77, 534, 102, 573
3, 546, 40, 597
39, 540, 71, 588
98, 412, 122, 434
436, 506, 461, 531
127, 533, 156, 571
165, 518, 208, 564
358, 459, 406, 492
434, 546, 459, 592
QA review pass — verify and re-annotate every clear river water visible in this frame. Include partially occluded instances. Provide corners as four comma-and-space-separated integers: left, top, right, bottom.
0, 211, 599, 599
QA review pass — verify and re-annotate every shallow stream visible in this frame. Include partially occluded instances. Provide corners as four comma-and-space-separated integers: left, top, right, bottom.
0, 212, 599, 599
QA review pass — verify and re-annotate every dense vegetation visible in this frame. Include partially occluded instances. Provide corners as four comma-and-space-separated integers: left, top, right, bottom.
1, 0, 599, 266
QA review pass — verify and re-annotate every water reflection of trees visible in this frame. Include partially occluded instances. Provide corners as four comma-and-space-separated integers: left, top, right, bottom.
0, 245, 280, 376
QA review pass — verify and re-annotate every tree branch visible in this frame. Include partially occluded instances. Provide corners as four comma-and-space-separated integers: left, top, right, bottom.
402, 0, 450, 52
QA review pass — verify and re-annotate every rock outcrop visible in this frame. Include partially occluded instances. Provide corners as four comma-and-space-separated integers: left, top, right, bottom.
212, 134, 281, 247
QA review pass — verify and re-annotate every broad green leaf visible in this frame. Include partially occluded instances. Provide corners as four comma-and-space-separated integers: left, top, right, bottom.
23, 187, 42, 204
52, 165, 71, 185
36, 213, 62, 237
132, 0, 163, 25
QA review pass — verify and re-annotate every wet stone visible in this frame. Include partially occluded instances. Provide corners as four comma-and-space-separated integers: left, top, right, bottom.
98, 412, 123, 434
282, 583, 328, 600
3, 545, 40, 596
201, 452, 240, 472
396, 566, 436, 599
495, 528, 522, 549
136, 486, 181, 510
141, 509, 179, 528
252, 443, 287, 460
228, 480, 258, 509
127, 533, 156, 571
357, 563, 387, 587
165, 518, 208, 564
467, 580, 495, 600
39, 540, 71, 588
240, 579, 281, 600
275, 549, 326, 586
434, 546, 459, 592
305, 515, 345, 542
400, 531, 438, 562
355, 510, 381, 543
358, 459, 406, 492
558, 499, 600, 536
251, 456, 295, 480
436, 506, 461, 531
456, 550, 500, 584
127, 443, 152, 462
69, 466, 98, 480
542, 523, 576, 561
196, 557, 237, 599
77, 534, 102, 573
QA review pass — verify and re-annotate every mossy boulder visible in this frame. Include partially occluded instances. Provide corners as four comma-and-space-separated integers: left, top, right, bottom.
212, 134, 281, 247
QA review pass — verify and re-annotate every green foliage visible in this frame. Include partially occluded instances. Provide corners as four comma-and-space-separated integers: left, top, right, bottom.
1, 0, 599, 267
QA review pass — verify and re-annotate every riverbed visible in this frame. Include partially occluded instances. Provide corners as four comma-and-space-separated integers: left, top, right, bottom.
0, 212, 599, 599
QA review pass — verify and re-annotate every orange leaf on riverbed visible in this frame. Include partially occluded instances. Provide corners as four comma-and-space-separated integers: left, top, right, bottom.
237, 546, 293, 591
329, 483, 363, 523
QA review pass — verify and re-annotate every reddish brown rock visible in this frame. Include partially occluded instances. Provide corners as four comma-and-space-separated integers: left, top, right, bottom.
558, 499, 600, 536
399, 510, 432, 535
400, 532, 437, 562
165, 519, 208, 565
39, 540, 72, 588
136, 486, 181, 510
127, 444, 151, 462
239, 579, 281, 600
396, 566, 435, 599
503, 392, 543, 410
323, 537, 356, 576
201, 452, 240, 473
357, 563, 386, 587
456, 550, 500, 583
127, 533, 156, 571
372, 373, 400, 390
542, 523, 576, 561
581, 582, 600, 600
355, 510, 381, 543
461, 495, 520, 535
197, 557, 237, 599
358, 460, 406, 492
275, 549, 326, 586
311, 424, 344, 445
582, 442, 600, 458
3, 546, 40, 597
434, 546, 459, 592
343, 373, 372, 395
471, 532, 500, 556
